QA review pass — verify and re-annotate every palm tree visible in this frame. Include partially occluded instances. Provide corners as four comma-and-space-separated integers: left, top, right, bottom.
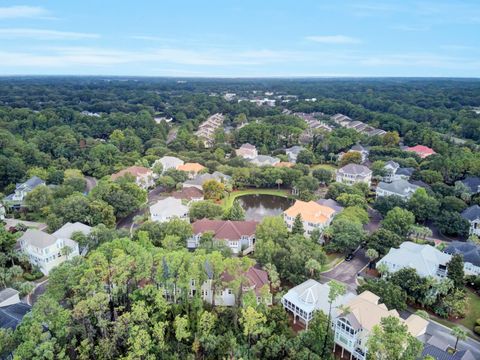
321, 281, 346, 356
365, 248, 379, 269
275, 178, 283, 190
305, 259, 322, 278
130, 214, 144, 237
61, 245, 73, 260
451, 326, 467, 352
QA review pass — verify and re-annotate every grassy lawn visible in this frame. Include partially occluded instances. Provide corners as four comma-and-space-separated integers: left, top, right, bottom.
459, 290, 480, 330
221, 188, 290, 209
321, 253, 343, 272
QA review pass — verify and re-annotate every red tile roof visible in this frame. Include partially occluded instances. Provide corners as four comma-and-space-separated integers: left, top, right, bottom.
192, 219, 258, 240
406, 145, 436, 159
221, 266, 270, 295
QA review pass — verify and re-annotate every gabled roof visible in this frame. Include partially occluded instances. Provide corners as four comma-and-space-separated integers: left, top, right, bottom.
284, 200, 336, 224
350, 144, 368, 152
177, 163, 206, 173
249, 155, 280, 166
0, 288, 19, 303
111, 166, 152, 180
444, 241, 480, 267
342, 291, 428, 335
460, 176, 480, 193
0, 303, 31, 329
19, 229, 57, 248
338, 163, 372, 176
406, 145, 436, 158
52, 222, 92, 239
156, 156, 184, 167
192, 219, 258, 240
221, 266, 270, 296
422, 344, 475, 360
377, 179, 419, 196
150, 197, 188, 217
17, 176, 45, 190
286, 146, 305, 155
239, 143, 256, 150
183, 172, 231, 187
384, 160, 399, 170
461, 205, 480, 221
282, 279, 356, 316
396, 167, 415, 176
377, 242, 452, 278
316, 199, 344, 214
172, 186, 204, 200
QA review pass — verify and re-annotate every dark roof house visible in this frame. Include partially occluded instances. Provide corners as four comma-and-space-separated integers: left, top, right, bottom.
444, 241, 480, 267
461, 205, 480, 222
0, 303, 31, 329
460, 176, 480, 194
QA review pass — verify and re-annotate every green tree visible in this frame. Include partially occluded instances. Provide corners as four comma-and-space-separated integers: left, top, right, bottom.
367, 316, 423, 360
291, 214, 304, 235
321, 281, 346, 358
293, 176, 319, 201
325, 217, 365, 254
189, 201, 223, 220
24, 185, 53, 214
407, 188, 439, 223
381, 207, 415, 238
367, 228, 403, 255
451, 326, 467, 352
255, 216, 288, 265
305, 258, 322, 278
340, 151, 362, 166
203, 179, 225, 201
223, 200, 245, 221
240, 306, 266, 347
447, 254, 465, 289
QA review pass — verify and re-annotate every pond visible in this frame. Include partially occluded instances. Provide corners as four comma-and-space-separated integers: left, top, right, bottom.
237, 194, 294, 221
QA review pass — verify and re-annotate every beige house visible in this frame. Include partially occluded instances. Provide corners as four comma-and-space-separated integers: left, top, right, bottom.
111, 166, 155, 189
283, 200, 336, 237
333, 291, 428, 360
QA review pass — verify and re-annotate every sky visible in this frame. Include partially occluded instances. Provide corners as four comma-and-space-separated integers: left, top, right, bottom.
0, 0, 479, 77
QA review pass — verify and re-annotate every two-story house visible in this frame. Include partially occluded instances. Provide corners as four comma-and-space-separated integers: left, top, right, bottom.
182, 171, 231, 190
382, 160, 400, 182
283, 200, 336, 237
3, 176, 45, 208
458, 176, 480, 195
377, 242, 452, 279
336, 164, 372, 187
444, 241, 480, 276
376, 179, 420, 200
177, 163, 206, 179
111, 166, 155, 189
348, 145, 369, 163
150, 197, 189, 223
405, 145, 436, 159
18, 228, 80, 275
199, 266, 272, 306
236, 143, 258, 159
281, 279, 356, 329
333, 291, 428, 360
188, 219, 258, 255
461, 205, 480, 237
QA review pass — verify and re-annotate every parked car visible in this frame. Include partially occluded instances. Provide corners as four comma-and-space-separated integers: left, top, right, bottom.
345, 253, 355, 261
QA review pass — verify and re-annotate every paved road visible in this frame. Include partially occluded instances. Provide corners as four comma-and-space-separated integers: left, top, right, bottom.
27, 278, 49, 305
364, 207, 381, 234
320, 249, 368, 292
116, 185, 165, 230
85, 176, 97, 193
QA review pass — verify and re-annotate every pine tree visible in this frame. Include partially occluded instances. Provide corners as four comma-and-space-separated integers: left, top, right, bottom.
223, 200, 245, 221
292, 214, 304, 235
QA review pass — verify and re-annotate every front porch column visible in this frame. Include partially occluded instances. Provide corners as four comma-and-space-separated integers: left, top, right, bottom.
341, 346, 344, 358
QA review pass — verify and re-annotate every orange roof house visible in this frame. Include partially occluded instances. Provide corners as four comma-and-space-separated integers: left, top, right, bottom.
406, 145, 436, 159
283, 200, 336, 237
177, 163, 206, 173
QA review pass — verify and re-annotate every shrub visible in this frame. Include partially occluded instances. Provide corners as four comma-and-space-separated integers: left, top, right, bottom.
474, 326, 480, 335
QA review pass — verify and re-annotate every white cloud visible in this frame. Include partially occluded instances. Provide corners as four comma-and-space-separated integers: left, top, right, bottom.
306, 35, 361, 44
0, 5, 50, 19
0, 28, 99, 40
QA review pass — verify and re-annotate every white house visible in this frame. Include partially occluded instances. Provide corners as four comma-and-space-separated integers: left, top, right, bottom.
283, 200, 336, 238
249, 155, 280, 167
18, 229, 80, 275
382, 160, 400, 182
236, 143, 258, 159
111, 166, 155, 189
152, 156, 184, 174
376, 179, 420, 200
333, 291, 428, 360
461, 205, 480, 237
281, 279, 356, 329
3, 176, 45, 207
150, 197, 189, 223
336, 164, 372, 187
377, 242, 452, 279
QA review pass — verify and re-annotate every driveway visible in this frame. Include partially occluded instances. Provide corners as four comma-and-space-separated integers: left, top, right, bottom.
27, 278, 49, 305
84, 176, 97, 193
320, 249, 368, 292
364, 207, 381, 234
